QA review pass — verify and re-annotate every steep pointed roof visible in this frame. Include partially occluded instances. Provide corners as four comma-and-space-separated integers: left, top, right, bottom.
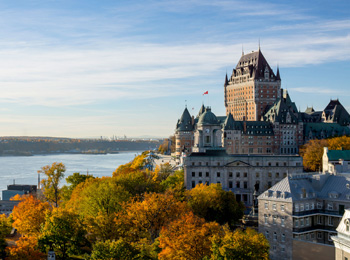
224, 73, 228, 86
235, 49, 277, 80
223, 113, 234, 130
263, 89, 299, 123
323, 99, 350, 126
176, 108, 193, 131
197, 104, 206, 118
276, 66, 281, 81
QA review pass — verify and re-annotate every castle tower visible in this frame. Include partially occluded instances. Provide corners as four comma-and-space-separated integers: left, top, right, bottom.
175, 107, 194, 157
224, 49, 281, 121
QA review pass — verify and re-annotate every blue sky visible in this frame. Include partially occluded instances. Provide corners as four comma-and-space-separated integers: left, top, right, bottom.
0, 0, 349, 138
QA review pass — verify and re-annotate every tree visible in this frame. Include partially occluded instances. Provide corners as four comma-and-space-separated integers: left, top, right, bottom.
210, 227, 270, 260
186, 184, 244, 228
61, 172, 95, 202
39, 208, 88, 260
115, 192, 190, 243
66, 177, 131, 242
89, 239, 141, 260
300, 139, 328, 171
39, 162, 66, 207
0, 214, 12, 259
158, 212, 221, 260
160, 169, 185, 201
12, 195, 51, 237
6, 236, 46, 260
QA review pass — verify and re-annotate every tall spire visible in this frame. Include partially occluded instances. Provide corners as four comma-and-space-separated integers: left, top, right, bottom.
242, 44, 244, 56
276, 65, 281, 80
224, 73, 228, 86
258, 38, 260, 51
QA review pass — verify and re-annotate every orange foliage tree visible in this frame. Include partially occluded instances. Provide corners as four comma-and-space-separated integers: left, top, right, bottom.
115, 192, 190, 243
6, 236, 46, 260
12, 195, 51, 237
158, 212, 221, 260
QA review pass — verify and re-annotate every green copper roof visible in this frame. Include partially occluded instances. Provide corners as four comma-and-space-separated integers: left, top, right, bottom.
327, 150, 350, 161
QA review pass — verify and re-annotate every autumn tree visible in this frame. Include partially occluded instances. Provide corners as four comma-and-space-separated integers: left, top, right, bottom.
115, 192, 190, 244
89, 239, 141, 260
186, 183, 244, 228
0, 214, 12, 259
66, 177, 131, 242
39, 208, 88, 260
113, 152, 148, 176
210, 227, 270, 260
6, 236, 46, 260
158, 212, 221, 260
61, 172, 95, 202
160, 169, 185, 201
12, 195, 51, 237
39, 162, 66, 207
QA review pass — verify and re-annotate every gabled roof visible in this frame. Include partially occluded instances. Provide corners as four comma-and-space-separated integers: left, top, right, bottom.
323, 99, 350, 126
327, 150, 350, 161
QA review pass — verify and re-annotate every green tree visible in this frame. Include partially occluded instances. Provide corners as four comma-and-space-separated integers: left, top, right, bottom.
0, 214, 12, 259
210, 227, 270, 260
39, 208, 88, 260
39, 162, 65, 207
61, 172, 95, 201
89, 239, 141, 260
186, 183, 244, 228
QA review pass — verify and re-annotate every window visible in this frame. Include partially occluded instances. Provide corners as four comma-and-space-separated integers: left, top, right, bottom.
281, 204, 285, 211
328, 217, 333, 226
281, 217, 285, 227
192, 172, 195, 177
206, 172, 209, 177
256, 172, 260, 178
264, 215, 268, 224
205, 136, 210, 143
244, 182, 248, 189
229, 181, 233, 188
306, 217, 309, 226
317, 232, 322, 239
236, 181, 240, 188
229, 172, 233, 178
236, 172, 240, 177
346, 221, 350, 232
300, 218, 304, 227
244, 172, 248, 178
317, 216, 323, 224
295, 204, 299, 212
282, 233, 285, 242
272, 204, 276, 211
265, 203, 268, 209
305, 203, 309, 211
268, 172, 272, 178
311, 203, 314, 210
295, 219, 299, 227
265, 231, 269, 238
217, 172, 220, 178
273, 232, 277, 240
273, 216, 276, 225
317, 202, 322, 209
198, 172, 202, 177
276, 172, 280, 178
300, 204, 304, 211
327, 203, 333, 210
191, 181, 195, 188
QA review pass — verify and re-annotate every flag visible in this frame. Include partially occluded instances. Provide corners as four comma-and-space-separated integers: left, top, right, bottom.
203, 91, 208, 95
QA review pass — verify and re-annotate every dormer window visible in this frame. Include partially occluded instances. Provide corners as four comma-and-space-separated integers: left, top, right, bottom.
346, 219, 350, 232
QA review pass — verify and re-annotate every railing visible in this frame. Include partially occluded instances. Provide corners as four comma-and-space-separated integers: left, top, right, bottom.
293, 209, 342, 217
293, 225, 336, 233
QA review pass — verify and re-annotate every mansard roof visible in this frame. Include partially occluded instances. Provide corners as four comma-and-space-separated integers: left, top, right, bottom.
234, 49, 278, 80
304, 123, 350, 138
176, 107, 194, 131
263, 89, 299, 123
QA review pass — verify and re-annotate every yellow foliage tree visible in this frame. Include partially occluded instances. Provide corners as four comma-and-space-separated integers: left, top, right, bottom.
210, 226, 270, 260
12, 195, 51, 237
158, 212, 221, 260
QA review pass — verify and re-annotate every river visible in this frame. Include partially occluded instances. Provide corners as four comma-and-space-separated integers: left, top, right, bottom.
0, 152, 141, 198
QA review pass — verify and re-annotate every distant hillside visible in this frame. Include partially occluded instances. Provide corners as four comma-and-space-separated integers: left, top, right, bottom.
0, 137, 161, 156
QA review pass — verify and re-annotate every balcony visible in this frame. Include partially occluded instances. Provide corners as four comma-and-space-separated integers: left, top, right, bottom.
293, 225, 336, 233
293, 209, 342, 217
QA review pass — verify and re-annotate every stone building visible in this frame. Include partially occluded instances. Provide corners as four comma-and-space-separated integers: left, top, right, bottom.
175, 49, 350, 157
184, 149, 303, 206
224, 48, 281, 121
258, 173, 350, 260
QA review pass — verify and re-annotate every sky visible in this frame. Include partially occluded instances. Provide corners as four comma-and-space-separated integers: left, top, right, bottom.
0, 0, 349, 138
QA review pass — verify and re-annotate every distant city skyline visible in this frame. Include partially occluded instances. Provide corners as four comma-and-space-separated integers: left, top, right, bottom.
0, 0, 349, 138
